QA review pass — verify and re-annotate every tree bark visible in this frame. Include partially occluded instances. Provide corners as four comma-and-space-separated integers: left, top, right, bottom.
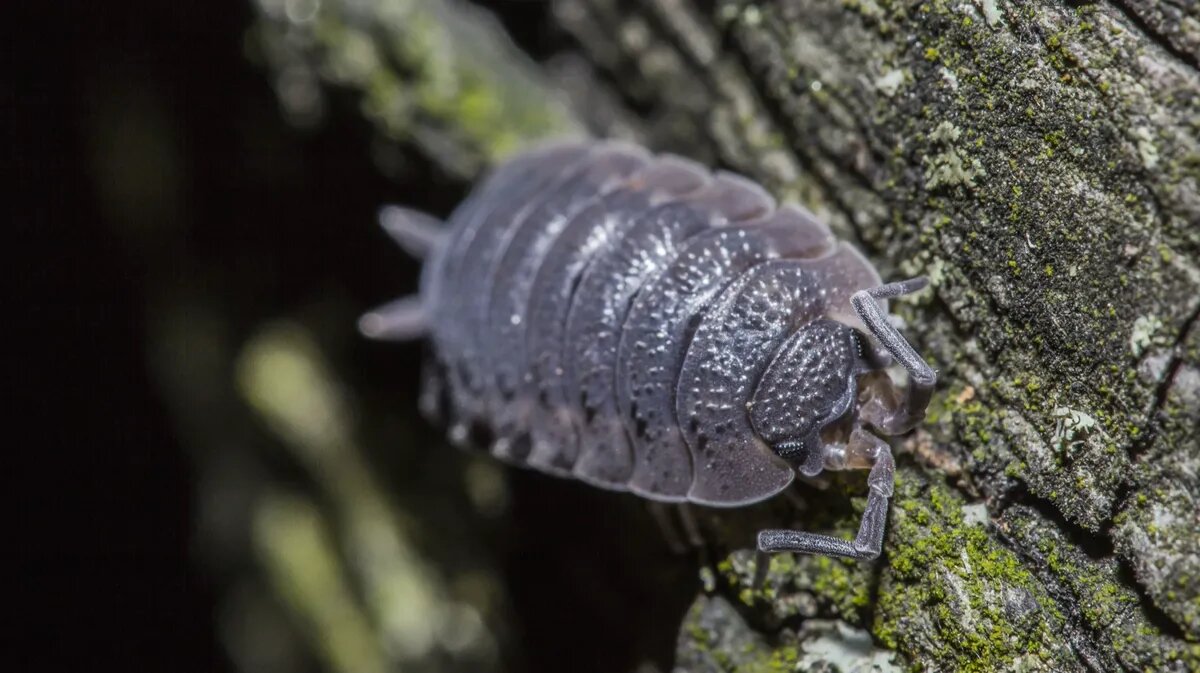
223, 0, 1200, 671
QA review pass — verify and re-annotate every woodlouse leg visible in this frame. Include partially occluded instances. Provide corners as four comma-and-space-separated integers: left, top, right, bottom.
752, 549, 771, 590
755, 429, 895, 561
648, 502, 687, 555
678, 504, 704, 548
851, 278, 937, 434
417, 357, 446, 423
358, 295, 428, 341
378, 205, 443, 259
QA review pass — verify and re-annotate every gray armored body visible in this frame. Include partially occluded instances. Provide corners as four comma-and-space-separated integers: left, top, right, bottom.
361, 141, 936, 561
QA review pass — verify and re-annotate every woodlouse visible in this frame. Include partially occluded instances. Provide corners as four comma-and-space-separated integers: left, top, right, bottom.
361, 140, 936, 561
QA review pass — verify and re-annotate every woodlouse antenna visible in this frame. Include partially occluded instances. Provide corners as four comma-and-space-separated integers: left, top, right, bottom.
851, 278, 937, 434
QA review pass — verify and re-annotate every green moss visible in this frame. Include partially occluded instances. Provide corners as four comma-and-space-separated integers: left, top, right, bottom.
811, 553, 873, 614
1009, 507, 1199, 669
873, 470, 1075, 671
263, 0, 580, 177
677, 596, 820, 673
717, 487, 877, 623
765, 646, 800, 672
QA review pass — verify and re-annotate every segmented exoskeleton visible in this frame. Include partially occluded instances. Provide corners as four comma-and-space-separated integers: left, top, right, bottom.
361, 141, 936, 561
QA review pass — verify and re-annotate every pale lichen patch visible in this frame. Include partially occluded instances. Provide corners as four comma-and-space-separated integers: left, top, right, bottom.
1129, 314, 1163, 357
1134, 126, 1159, 170
874, 68, 905, 97
797, 621, 903, 673
962, 502, 989, 527
940, 66, 959, 90
976, 0, 1002, 28
924, 121, 984, 190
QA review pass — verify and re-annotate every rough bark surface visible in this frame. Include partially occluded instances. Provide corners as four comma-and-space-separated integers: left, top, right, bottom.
236, 0, 1200, 671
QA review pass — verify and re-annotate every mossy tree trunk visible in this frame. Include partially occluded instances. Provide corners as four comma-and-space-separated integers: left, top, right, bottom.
229, 0, 1199, 671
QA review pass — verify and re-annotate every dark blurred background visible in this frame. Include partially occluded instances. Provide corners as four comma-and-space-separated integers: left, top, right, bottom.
13, 2, 698, 672
16, 2, 390, 669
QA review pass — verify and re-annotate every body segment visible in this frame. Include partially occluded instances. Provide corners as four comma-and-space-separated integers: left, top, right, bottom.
523, 157, 710, 476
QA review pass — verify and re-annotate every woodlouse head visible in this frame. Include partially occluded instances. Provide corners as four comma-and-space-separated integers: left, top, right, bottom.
747, 319, 900, 476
